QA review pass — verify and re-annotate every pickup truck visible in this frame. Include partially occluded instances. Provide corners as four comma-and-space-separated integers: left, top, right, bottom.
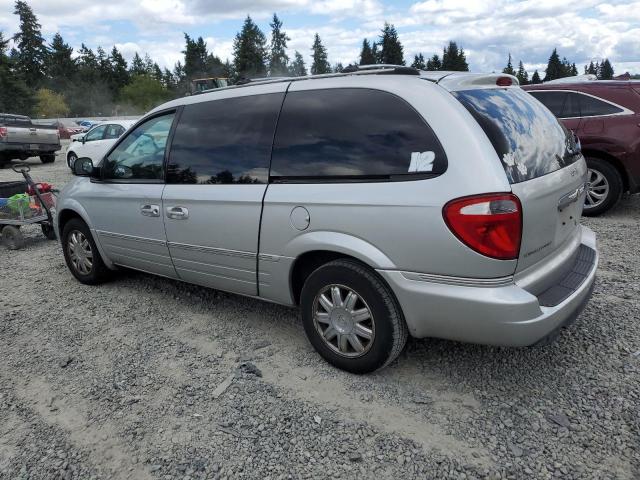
0, 113, 61, 168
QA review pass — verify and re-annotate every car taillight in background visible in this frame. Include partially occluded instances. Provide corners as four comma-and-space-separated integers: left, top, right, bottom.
0, 127, 7, 138
443, 193, 522, 260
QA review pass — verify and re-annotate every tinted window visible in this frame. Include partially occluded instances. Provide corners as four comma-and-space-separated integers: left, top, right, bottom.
528, 91, 567, 117
167, 93, 283, 184
104, 124, 125, 139
562, 93, 581, 118
578, 93, 623, 116
102, 113, 175, 181
85, 125, 106, 141
454, 88, 580, 184
271, 88, 446, 180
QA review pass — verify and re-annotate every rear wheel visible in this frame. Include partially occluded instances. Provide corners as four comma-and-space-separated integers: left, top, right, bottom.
300, 259, 408, 374
41, 223, 56, 240
583, 157, 623, 216
2, 225, 25, 250
40, 154, 55, 164
62, 218, 111, 284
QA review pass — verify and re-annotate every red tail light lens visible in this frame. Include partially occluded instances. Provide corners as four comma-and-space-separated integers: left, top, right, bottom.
496, 77, 513, 87
0, 127, 7, 138
443, 193, 522, 260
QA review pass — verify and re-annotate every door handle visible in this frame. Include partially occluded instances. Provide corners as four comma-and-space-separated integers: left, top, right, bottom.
140, 204, 160, 217
166, 206, 189, 220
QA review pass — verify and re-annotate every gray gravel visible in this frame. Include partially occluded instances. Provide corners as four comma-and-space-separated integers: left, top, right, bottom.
1, 148, 639, 480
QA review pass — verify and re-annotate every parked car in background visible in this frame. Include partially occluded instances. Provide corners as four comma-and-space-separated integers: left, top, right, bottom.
51, 120, 84, 140
523, 81, 640, 215
66, 120, 135, 170
76, 120, 95, 131
0, 113, 61, 167
55, 68, 597, 373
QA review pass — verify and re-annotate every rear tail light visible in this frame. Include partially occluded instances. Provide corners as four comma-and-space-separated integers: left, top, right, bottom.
443, 193, 522, 260
496, 77, 513, 87
0, 127, 7, 138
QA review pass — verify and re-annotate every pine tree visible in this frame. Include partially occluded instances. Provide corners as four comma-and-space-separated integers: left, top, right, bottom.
502, 53, 515, 75
310, 33, 330, 75
599, 59, 614, 79
333, 62, 344, 73
268, 14, 289, 76
516, 61, 529, 85
143, 53, 155, 75
543, 49, 566, 81
531, 70, 542, 84
426, 54, 442, 70
288, 51, 307, 76
109, 46, 129, 93
12, 0, 47, 87
130, 53, 147, 76
585, 61, 596, 75
570, 63, 578, 76
411, 53, 426, 69
46, 33, 75, 92
377, 23, 404, 65
0, 31, 34, 114
441, 42, 468, 71
359, 39, 376, 65
233, 16, 268, 78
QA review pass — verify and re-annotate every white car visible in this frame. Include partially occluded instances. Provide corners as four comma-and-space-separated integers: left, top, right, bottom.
67, 120, 136, 170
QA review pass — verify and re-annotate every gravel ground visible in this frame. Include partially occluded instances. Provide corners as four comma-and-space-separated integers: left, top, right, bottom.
0, 146, 638, 480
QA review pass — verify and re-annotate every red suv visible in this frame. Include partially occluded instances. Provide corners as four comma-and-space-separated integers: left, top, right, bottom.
523, 81, 640, 215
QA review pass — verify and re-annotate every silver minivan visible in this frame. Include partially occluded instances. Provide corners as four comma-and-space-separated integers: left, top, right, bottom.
55, 66, 598, 373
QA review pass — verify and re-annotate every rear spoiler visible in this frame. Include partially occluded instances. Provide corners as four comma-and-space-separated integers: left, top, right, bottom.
420, 72, 520, 91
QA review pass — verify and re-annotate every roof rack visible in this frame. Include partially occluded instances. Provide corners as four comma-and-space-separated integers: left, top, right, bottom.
195, 64, 421, 95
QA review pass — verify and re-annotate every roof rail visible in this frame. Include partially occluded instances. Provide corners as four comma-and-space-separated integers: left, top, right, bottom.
343, 64, 420, 75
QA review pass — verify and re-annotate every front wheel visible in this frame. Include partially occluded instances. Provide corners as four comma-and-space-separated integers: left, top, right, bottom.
67, 152, 77, 169
583, 158, 623, 216
300, 259, 408, 374
62, 218, 111, 284
40, 154, 55, 164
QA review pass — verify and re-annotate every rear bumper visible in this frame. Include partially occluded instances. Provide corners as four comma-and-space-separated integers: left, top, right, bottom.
0, 143, 61, 155
378, 225, 598, 346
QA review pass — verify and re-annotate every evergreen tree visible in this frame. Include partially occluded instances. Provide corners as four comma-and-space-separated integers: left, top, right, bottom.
233, 16, 267, 78
426, 54, 442, 70
12, 0, 47, 87
543, 48, 567, 81
288, 51, 307, 76
570, 62, 578, 76
516, 61, 529, 85
502, 53, 515, 75
377, 23, 404, 65
599, 59, 614, 79
585, 61, 596, 75
333, 62, 344, 73
97, 46, 111, 78
371, 42, 379, 63
163, 68, 175, 90
411, 53, 426, 69
310, 33, 330, 75
268, 14, 290, 76
531, 70, 542, 84
359, 39, 376, 65
222, 59, 235, 81
183, 34, 209, 79
130, 52, 147, 76
205, 53, 224, 76
109, 46, 129, 93
0, 31, 34, 114
143, 53, 155, 74
441, 42, 468, 71
46, 33, 75, 92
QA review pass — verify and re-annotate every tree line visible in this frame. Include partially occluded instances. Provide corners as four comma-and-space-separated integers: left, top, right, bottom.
0, 0, 625, 118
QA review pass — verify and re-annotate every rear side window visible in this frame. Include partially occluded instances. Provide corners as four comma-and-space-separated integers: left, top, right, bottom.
167, 93, 284, 184
577, 93, 623, 117
271, 88, 446, 180
454, 88, 580, 184
528, 91, 566, 117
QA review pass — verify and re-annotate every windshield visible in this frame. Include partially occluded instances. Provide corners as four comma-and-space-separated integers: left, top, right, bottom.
453, 88, 581, 183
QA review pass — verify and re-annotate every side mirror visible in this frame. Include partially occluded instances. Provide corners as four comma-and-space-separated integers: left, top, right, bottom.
73, 157, 98, 177
81, 136, 86, 145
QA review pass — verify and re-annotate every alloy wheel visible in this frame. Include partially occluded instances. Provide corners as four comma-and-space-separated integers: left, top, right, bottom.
312, 284, 375, 358
585, 168, 610, 209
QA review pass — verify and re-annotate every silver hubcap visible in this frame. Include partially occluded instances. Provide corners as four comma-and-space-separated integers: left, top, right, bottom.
585, 168, 609, 209
313, 285, 375, 358
68, 231, 93, 275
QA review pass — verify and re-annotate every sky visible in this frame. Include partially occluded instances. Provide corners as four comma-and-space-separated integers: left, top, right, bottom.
1, 0, 639, 76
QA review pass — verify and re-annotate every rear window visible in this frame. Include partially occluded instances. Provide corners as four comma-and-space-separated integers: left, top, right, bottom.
454, 88, 580, 184
271, 88, 447, 181
577, 93, 623, 116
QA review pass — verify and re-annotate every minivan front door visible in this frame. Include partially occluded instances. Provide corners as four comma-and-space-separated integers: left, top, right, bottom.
162, 86, 287, 296
84, 112, 177, 278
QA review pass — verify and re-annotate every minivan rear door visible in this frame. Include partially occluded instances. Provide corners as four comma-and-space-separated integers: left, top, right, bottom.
454, 87, 587, 273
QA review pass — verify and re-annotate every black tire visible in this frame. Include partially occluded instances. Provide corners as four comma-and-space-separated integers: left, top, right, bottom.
300, 259, 408, 374
40, 154, 56, 164
41, 223, 56, 240
583, 157, 623, 216
61, 218, 111, 285
2, 225, 25, 250
67, 152, 77, 169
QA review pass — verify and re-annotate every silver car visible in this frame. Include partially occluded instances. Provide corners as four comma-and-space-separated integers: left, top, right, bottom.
55, 66, 598, 373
